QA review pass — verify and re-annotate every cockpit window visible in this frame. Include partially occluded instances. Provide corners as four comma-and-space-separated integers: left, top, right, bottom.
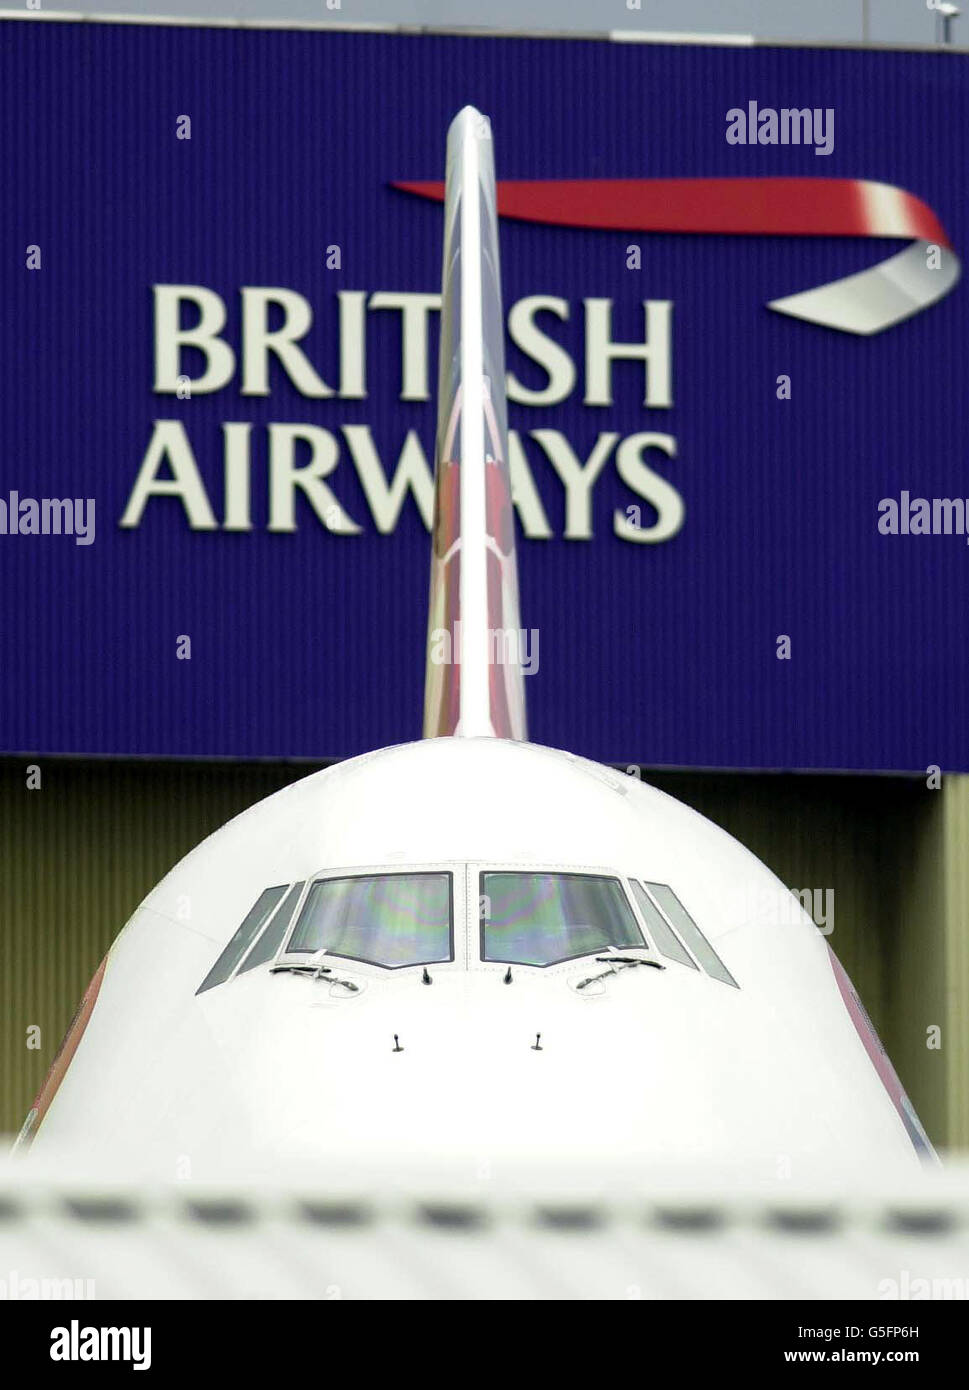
196, 885, 287, 995
630, 880, 698, 970
238, 881, 305, 975
285, 872, 453, 969
480, 872, 644, 967
644, 882, 738, 988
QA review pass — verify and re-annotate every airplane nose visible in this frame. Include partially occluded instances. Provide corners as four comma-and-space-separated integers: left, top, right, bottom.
232, 968, 782, 1172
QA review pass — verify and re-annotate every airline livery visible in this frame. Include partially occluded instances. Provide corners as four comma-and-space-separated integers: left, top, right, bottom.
15, 109, 934, 1180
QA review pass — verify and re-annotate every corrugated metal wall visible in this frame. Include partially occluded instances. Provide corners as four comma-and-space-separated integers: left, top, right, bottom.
1, 756, 961, 1148
651, 768, 952, 1148
942, 778, 969, 1146
0, 756, 321, 1138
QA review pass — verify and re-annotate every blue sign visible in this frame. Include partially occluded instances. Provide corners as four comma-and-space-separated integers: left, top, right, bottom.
1, 20, 965, 770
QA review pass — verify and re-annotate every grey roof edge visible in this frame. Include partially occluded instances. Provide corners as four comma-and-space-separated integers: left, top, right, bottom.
1, 11, 968, 55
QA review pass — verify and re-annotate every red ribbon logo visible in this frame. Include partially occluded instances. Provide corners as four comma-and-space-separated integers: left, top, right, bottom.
395, 177, 958, 335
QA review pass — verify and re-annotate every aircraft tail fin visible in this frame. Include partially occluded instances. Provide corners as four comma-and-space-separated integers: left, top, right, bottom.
422, 107, 528, 740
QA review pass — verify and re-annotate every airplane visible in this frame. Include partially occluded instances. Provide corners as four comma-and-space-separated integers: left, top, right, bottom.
14, 106, 935, 1183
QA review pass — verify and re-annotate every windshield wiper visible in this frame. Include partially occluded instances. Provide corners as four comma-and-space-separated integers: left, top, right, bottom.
270, 954, 360, 992
575, 951, 665, 990
594, 955, 664, 968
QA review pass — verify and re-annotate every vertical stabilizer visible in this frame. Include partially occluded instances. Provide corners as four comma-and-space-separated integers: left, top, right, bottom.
422, 107, 527, 740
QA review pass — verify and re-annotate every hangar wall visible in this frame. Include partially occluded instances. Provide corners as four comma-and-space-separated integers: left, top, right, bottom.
1, 756, 963, 1150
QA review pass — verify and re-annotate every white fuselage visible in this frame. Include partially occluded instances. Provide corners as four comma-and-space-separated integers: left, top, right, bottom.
30, 737, 926, 1181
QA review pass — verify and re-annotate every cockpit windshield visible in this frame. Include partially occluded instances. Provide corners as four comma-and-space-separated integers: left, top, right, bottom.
285, 872, 453, 969
480, 871, 644, 967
